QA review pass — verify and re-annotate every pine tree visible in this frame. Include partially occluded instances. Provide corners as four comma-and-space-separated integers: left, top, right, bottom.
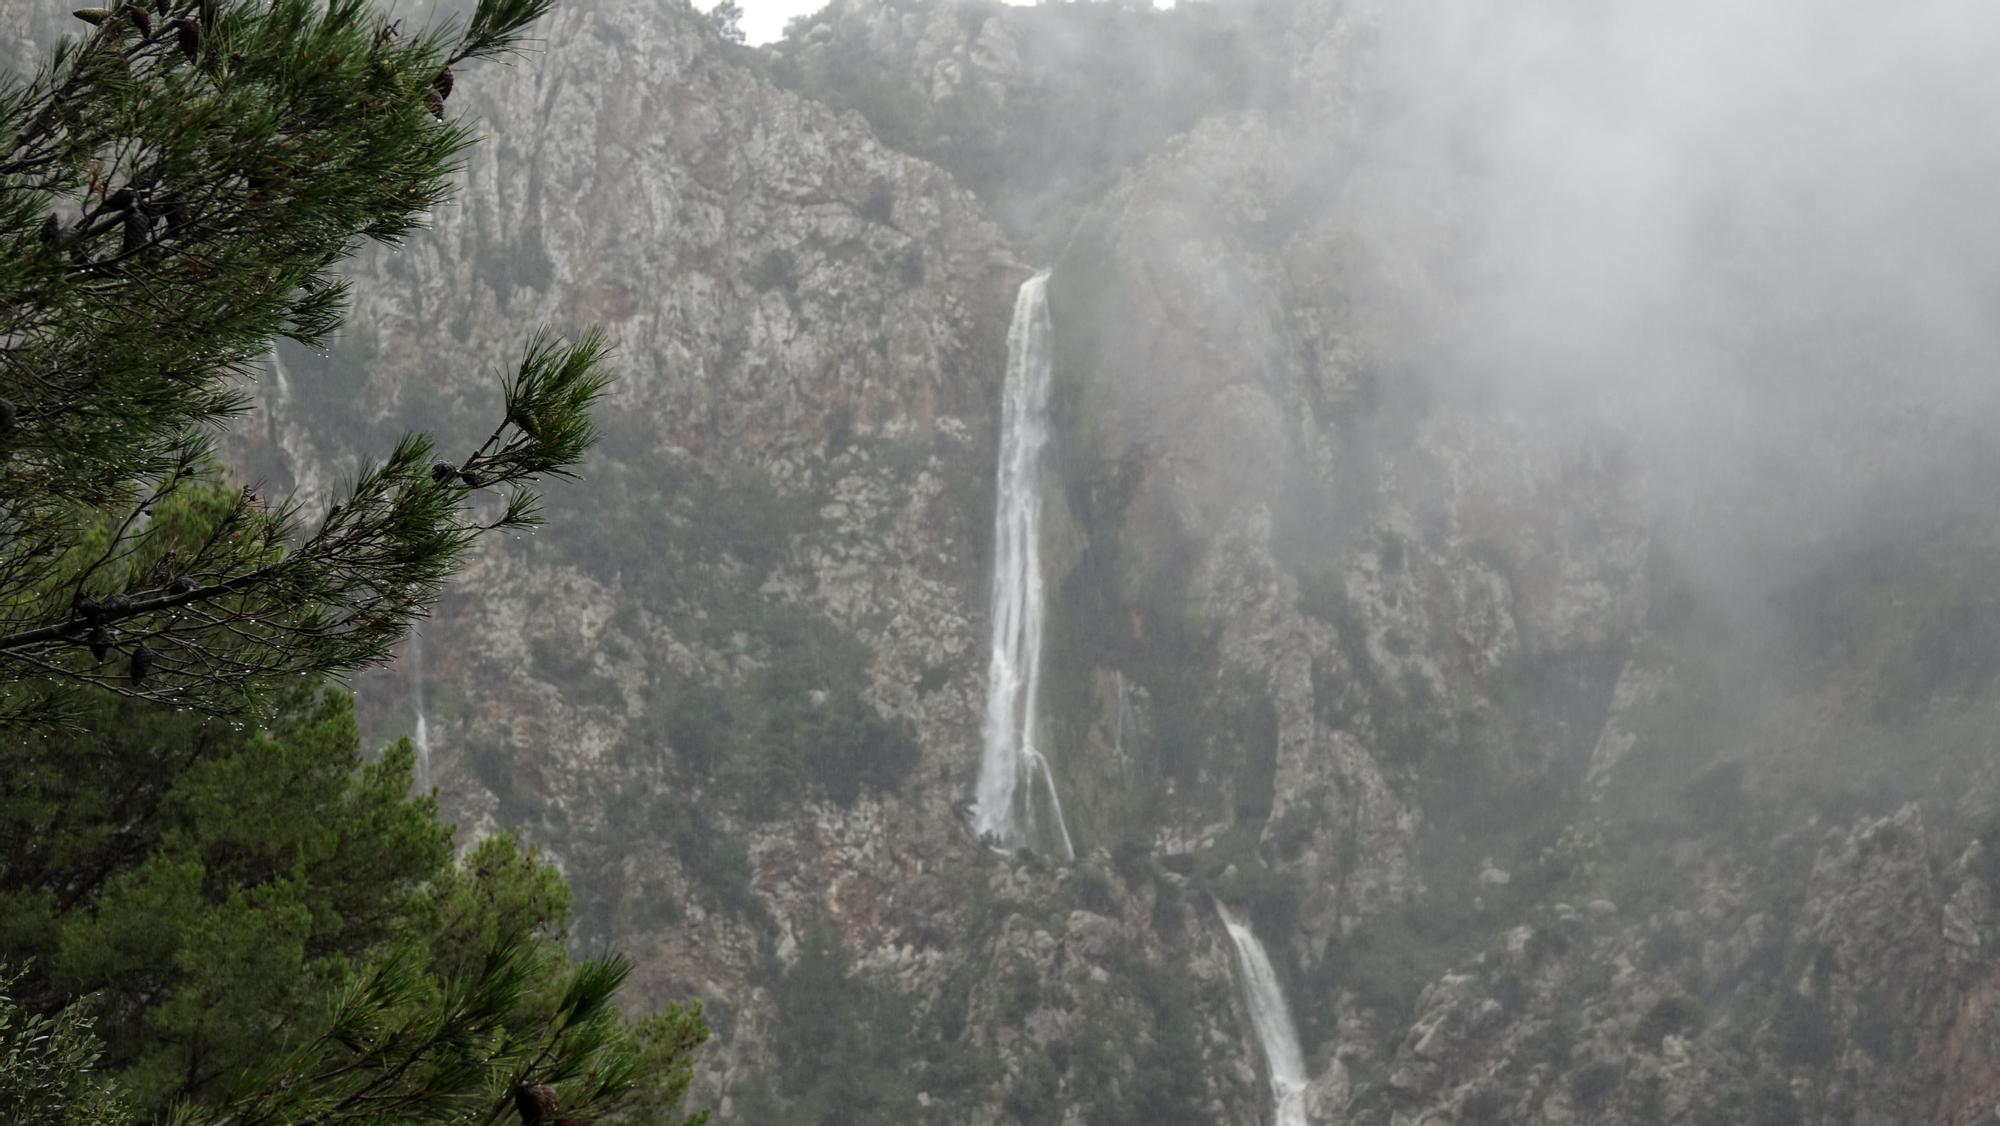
0, 0, 608, 731
0, 681, 450, 1108
178, 834, 710, 1126
706, 1, 746, 44
1, 3, 714, 1120
0, 969, 136, 1126
0, 684, 709, 1123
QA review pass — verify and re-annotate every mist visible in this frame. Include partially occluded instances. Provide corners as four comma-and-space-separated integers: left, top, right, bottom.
18, 0, 2000, 1119
1361, 0, 2000, 580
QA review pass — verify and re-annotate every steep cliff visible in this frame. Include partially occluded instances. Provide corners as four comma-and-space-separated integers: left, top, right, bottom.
18, 0, 2000, 1120
734, 1, 2000, 1123
238, 0, 1287, 1118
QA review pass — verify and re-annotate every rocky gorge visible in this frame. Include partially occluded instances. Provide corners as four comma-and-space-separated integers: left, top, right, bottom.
21, 0, 2000, 1121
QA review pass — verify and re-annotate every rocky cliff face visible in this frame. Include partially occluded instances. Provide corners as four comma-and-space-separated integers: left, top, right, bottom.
19, 0, 2000, 1120
237, 0, 1290, 1118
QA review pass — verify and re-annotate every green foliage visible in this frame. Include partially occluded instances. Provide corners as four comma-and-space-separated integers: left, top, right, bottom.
705, 0, 745, 44
1267, 801, 1318, 860
190, 829, 706, 1125
1633, 994, 1706, 1049
999, 956, 1043, 1024
736, 919, 1005, 1125
1694, 1078, 1802, 1126
1003, 1054, 1063, 1126
1569, 1060, 1621, 1110
1070, 961, 1206, 1126
1070, 862, 1119, 916
736, 923, 925, 1126
184, 837, 709, 1125
746, 247, 799, 293
859, 180, 895, 225
1851, 989, 1901, 1062
0, 685, 450, 1109
1310, 912, 1435, 1027
1296, 563, 1475, 772
0, 0, 608, 730
573, 455, 917, 813
653, 616, 918, 813
681, 466, 821, 582
0, 2, 713, 1122
1160, 826, 1304, 929
1632, 1077, 1666, 1126
0, 685, 708, 1121
577, 456, 921, 795
769, 0, 1292, 254
750, 665, 921, 806
642, 792, 762, 923
1777, 514, 2000, 720
1459, 1089, 1510, 1126
1522, 1014, 1578, 1071
601, 1005, 714, 1126
1769, 991, 1838, 1068
0, 969, 134, 1125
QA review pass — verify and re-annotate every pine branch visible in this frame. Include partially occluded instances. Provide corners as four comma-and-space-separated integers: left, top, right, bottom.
0, 0, 606, 726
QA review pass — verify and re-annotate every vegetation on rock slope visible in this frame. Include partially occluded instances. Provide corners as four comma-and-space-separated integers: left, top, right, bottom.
0, 0, 709, 1119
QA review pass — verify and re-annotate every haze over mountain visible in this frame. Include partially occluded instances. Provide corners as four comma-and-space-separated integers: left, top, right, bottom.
13, 0, 1997, 1121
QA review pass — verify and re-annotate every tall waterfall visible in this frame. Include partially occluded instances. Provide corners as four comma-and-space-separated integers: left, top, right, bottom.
1218, 903, 1309, 1126
973, 272, 1074, 860
408, 632, 432, 792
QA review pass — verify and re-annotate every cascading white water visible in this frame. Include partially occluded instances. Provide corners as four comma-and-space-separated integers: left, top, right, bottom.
973, 272, 1074, 860
1113, 671, 1128, 758
1218, 903, 1310, 1126
265, 343, 293, 441
413, 711, 431, 792
268, 344, 292, 403
408, 632, 432, 792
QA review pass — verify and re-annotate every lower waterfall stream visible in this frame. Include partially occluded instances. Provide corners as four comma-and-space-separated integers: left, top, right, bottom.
1218, 902, 1309, 1126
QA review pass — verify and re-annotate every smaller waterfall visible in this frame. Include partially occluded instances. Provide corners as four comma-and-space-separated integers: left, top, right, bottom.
268, 344, 292, 403
408, 632, 432, 792
1112, 671, 1128, 758
1218, 903, 1309, 1126
1022, 746, 1076, 860
265, 343, 293, 441
413, 711, 431, 792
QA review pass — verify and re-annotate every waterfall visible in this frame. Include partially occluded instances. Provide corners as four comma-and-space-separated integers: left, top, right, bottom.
1218, 903, 1309, 1126
265, 343, 292, 441
408, 631, 432, 792
1113, 671, 1128, 758
973, 272, 1074, 860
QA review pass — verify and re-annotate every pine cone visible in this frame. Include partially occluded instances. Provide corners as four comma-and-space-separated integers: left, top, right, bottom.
173, 18, 200, 61
513, 1084, 559, 1126
121, 211, 152, 255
